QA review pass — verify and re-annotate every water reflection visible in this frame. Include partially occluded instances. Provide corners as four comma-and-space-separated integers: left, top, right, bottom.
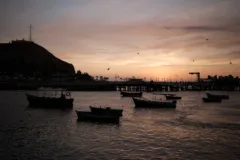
0, 91, 239, 160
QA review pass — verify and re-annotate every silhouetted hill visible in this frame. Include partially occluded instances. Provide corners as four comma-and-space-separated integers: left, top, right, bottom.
0, 40, 75, 76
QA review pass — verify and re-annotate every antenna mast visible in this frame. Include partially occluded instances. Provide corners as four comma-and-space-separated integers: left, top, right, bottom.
29, 24, 32, 42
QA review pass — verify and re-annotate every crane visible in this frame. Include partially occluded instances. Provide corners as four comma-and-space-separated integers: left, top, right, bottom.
189, 72, 200, 83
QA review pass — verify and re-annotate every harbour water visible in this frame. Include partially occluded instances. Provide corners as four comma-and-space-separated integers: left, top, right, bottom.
0, 91, 239, 160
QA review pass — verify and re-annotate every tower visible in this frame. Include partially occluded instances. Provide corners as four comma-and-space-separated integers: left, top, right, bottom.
29, 24, 32, 42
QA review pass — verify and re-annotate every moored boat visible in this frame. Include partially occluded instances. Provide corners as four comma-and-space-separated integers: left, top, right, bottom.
165, 95, 182, 100
76, 110, 120, 123
206, 93, 229, 99
153, 93, 176, 96
26, 91, 73, 109
132, 97, 177, 108
202, 97, 222, 103
120, 91, 142, 97
90, 106, 123, 116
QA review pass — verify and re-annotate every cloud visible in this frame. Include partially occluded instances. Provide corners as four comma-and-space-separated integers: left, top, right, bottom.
226, 51, 240, 59
164, 26, 236, 32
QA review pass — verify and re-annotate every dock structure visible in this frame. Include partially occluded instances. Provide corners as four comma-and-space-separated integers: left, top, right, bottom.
114, 81, 211, 92
41, 80, 230, 91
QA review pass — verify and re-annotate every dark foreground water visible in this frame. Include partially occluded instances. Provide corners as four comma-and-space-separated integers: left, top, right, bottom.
0, 91, 239, 160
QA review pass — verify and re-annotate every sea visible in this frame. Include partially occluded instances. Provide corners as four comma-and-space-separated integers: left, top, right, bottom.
0, 91, 239, 160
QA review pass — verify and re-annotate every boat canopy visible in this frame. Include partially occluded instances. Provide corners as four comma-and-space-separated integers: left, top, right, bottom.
37, 87, 67, 91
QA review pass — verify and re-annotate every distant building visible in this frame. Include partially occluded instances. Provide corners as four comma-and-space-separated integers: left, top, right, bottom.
51, 73, 74, 82
126, 78, 145, 84
127, 78, 144, 82
11, 39, 34, 44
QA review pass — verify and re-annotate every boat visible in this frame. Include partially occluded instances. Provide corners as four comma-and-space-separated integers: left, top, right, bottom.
76, 110, 120, 123
165, 95, 182, 100
202, 97, 222, 103
152, 93, 176, 96
25, 91, 73, 108
206, 93, 229, 99
38, 87, 67, 91
132, 97, 177, 108
120, 91, 142, 97
90, 106, 123, 116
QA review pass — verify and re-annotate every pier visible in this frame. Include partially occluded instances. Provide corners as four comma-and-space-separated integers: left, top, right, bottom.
0, 80, 239, 91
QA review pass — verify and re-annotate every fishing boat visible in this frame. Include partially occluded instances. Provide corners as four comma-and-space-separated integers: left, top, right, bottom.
152, 93, 176, 96
120, 91, 142, 97
26, 89, 73, 108
76, 110, 120, 123
90, 106, 123, 116
202, 97, 222, 103
165, 95, 182, 100
132, 97, 177, 108
206, 93, 229, 99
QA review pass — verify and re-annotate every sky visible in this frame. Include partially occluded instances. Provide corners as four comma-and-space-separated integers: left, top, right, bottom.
0, 0, 240, 81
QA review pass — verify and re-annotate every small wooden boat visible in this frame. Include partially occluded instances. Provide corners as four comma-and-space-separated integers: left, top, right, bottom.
120, 91, 142, 97
165, 95, 182, 100
202, 97, 222, 103
76, 111, 120, 123
90, 106, 123, 116
26, 91, 73, 109
206, 93, 229, 99
132, 97, 177, 108
153, 93, 176, 96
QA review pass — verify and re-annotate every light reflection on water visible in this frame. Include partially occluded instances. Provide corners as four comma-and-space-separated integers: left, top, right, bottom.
0, 91, 239, 160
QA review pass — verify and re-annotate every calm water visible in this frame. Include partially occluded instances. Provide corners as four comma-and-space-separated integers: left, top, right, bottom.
0, 91, 239, 160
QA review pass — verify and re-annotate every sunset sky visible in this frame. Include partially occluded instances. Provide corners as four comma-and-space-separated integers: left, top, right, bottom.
1, 0, 240, 81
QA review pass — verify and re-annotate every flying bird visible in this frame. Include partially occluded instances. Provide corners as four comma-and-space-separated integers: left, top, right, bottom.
107, 68, 110, 70
193, 60, 195, 62
137, 53, 139, 54
230, 62, 232, 64
205, 38, 209, 41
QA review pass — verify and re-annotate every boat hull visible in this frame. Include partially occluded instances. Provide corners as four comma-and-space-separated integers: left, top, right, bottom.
121, 91, 142, 97
26, 93, 73, 109
206, 93, 229, 99
165, 96, 182, 100
132, 97, 176, 108
76, 111, 120, 123
90, 106, 123, 116
202, 97, 222, 103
